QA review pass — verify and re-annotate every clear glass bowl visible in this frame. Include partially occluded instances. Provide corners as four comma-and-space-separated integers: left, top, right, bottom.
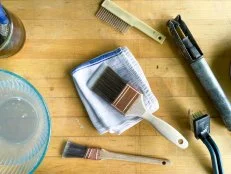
0, 70, 51, 173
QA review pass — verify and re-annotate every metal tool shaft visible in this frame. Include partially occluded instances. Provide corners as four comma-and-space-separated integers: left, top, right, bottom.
191, 58, 231, 130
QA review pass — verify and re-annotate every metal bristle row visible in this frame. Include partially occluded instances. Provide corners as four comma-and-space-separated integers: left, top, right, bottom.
189, 111, 204, 131
192, 111, 204, 120
96, 7, 131, 33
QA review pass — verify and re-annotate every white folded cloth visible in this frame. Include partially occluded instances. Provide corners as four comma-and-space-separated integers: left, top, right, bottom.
72, 47, 159, 134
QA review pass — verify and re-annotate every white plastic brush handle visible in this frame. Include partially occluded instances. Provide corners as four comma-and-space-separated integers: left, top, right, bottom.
142, 112, 188, 149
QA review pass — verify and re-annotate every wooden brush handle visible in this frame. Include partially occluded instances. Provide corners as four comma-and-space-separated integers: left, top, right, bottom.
142, 112, 188, 149
100, 149, 171, 165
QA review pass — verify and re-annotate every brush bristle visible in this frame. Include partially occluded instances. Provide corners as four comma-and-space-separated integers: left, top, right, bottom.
189, 111, 204, 131
87, 64, 127, 103
96, 7, 131, 33
62, 141, 88, 158
189, 111, 210, 139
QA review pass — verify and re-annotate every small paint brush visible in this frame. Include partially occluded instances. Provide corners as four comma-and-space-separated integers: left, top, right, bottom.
62, 141, 171, 165
87, 64, 188, 149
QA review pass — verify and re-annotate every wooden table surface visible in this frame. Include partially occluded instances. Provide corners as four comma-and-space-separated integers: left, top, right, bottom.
1, 0, 231, 173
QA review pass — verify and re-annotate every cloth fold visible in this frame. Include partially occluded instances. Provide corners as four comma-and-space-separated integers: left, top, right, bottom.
72, 47, 159, 134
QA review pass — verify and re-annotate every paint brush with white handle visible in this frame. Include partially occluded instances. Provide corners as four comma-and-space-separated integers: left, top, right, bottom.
87, 64, 188, 149
62, 141, 171, 165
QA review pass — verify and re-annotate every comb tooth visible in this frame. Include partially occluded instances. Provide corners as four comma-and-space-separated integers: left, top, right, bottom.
121, 22, 130, 33
123, 25, 130, 33
108, 16, 119, 31
96, 7, 130, 33
100, 9, 114, 26
96, 7, 103, 18
121, 23, 129, 33
118, 22, 124, 33
109, 15, 121, 31
114, 21, 123, 32
96, 7, 107, 21
96, 7, 101, 17
120, 23, 126, 33
96, 9, 104, 20
112, 16, 120, 29
116, 19, 125, 32
101, 8, 112, 22
118, 22, 129, 33
115, 18, 126, 32
99, 8, 108, 21
107, 11, 116, 27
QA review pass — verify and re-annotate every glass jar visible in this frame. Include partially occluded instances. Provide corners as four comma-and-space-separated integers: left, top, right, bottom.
0, 7, 25, 58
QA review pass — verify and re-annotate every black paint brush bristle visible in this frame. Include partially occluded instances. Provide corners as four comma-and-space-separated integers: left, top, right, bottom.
62, 141, 101, 160
62, 141, 88, 158
87, 64, 127, 103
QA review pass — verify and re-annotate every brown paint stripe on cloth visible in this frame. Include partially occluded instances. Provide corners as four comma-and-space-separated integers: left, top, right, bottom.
112, 84, 140, 114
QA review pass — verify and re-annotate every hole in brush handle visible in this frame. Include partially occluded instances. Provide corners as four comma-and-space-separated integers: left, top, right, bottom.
178, 139, 184, 145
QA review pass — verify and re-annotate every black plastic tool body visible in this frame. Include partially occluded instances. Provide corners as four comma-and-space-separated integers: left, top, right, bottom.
192, 114, 223, 174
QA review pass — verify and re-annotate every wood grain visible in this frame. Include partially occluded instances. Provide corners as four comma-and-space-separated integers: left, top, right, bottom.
1, 0, 231, 173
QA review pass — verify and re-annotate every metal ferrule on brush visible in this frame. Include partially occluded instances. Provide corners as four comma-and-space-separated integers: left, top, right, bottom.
167, 15, 231, 130
84, 148, 101, 160
112, 84, 140, 114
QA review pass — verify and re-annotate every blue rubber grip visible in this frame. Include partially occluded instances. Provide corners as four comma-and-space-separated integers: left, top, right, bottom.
191, 58, 231, 130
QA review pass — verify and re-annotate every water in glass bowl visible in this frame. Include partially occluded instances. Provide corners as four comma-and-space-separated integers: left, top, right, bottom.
0, 97, 38, 143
